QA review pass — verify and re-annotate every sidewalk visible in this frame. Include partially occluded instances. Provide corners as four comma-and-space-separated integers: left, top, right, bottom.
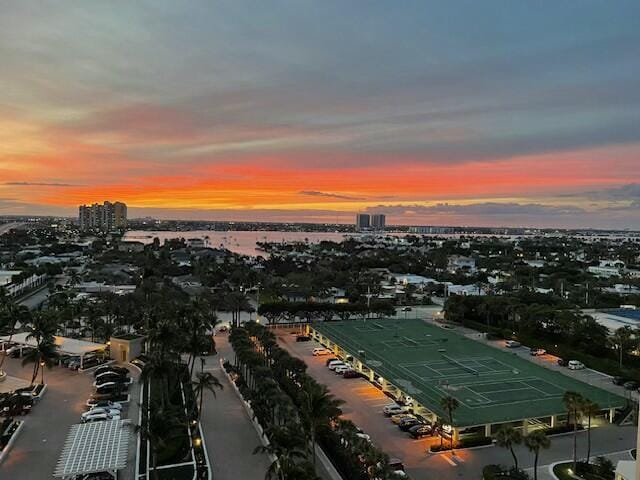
198, 335, 271, 480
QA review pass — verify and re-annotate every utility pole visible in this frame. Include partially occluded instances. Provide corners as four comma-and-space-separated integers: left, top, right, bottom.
365, 286, 372, 322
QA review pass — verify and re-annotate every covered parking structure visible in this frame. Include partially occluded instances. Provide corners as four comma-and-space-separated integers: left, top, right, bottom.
1, 332, 107, 369
54, 419, 131, 479
310, 319, 627, 443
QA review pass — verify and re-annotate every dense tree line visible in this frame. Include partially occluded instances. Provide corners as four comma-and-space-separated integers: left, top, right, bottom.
229, 322, 398, 480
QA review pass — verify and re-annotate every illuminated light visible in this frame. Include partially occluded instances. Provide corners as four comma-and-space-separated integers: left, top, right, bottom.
193, 437, 202, 447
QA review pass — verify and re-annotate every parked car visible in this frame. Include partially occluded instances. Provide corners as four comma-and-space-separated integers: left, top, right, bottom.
343, 369, 360, 379
613, 376, 629, 386
84, 400, 123, 410
398, 417, 424, 431
95, 382, 129, 395
94, 365, 129, 377
81, 407, 122, 420
334, 365, 352, 374
95, 372, 130, 383
327, 361, 346, 371
557, 358, 569, 367
94, 377, 132, 388
401, 307, 412, 312
82, 412, 120, 423
383, 404, 409, 416
623, 381, 639, 390
296, 335, 312, 342
313, 347, 331, 356
87, 393, 129, 406
391, 413, 415, 425
568, 360, 585, 370
408, 424, 433, 438
530, 348, 546, 356
388, 458, 407, 477
324, 357, 338, 366
505, 340, 521, 348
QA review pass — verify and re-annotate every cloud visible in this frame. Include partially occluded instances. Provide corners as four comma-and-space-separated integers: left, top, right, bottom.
298, 190, 366, 201
4, 182, 80, 187
581, 183, 640, 201
366, 202, 586, 216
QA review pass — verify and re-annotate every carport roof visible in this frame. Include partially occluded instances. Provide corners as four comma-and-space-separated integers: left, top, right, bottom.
54, 419, 131, 478
1, 332, 106, 355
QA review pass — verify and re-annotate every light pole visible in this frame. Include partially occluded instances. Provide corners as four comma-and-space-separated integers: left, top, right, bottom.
40, 360, 45, 385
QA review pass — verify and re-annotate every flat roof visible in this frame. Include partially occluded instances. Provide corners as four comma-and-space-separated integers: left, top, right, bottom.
2, 332, 106, 355
54, 420, 131, 478
312, 318, 626, 427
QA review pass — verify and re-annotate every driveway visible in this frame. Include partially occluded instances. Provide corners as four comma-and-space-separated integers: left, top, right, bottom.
0, 355, 94, 478
277, 330, 637, 480
198, 333, 271, 480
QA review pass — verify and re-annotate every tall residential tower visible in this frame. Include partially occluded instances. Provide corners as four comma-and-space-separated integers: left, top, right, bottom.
79, 201, 127, 231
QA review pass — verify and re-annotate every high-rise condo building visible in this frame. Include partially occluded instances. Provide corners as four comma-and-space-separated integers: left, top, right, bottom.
79, 201, 127, 231
356, 213, 370, 231
371, 213, 386, 230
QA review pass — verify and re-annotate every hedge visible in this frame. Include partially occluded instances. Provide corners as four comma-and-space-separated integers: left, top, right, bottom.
431, 435, 493, 452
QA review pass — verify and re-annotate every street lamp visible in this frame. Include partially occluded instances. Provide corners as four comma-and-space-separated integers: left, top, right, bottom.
40, 360, 45, 385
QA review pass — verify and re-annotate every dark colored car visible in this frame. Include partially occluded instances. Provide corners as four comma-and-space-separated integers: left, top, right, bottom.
398, 417, 424, 431
343, 370, 360, 378
557, 358, 569, 367
613, 376, 629, 386
94, 365, 129, 377
88, 393, 129, 406
408, 424, 433, 438
95, 382, 129, 395
296, 335, 312, 342
623, 381, 638, 391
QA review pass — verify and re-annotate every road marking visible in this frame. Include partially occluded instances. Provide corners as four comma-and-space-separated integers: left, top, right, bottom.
440, 455, 457, 466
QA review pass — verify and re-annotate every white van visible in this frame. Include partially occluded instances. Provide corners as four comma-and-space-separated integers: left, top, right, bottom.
568, 360, 585, 370
327, 360, 345, 371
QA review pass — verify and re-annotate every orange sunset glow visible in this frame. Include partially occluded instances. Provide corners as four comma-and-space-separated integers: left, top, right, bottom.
1, 2, 639, 228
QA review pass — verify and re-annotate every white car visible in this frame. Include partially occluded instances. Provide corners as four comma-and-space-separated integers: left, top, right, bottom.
81, 407, 121, 420
568, 360, 585, 370
383, 404, 409, 416
334, 365, 352, 374
85, 400, 123, 410
312, 348, 331, 356
82, 412, 120, 423
327, 361, 346, 371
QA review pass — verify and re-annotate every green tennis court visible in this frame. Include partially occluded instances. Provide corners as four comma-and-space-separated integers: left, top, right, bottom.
312, 318, 626, 427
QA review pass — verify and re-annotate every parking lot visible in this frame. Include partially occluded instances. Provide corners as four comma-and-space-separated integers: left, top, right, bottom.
277, 329, 638, 480
0, 354, 139, 479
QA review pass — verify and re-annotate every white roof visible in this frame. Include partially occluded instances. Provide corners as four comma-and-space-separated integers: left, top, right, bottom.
54, 420, 131, 477
1, 332, 106, 355
615, 460, 635, 480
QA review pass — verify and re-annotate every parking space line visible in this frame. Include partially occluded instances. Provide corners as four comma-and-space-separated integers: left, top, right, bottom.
440, 454, 457, 466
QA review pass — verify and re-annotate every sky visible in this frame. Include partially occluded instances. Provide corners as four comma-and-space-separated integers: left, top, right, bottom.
1, 1, 639, 229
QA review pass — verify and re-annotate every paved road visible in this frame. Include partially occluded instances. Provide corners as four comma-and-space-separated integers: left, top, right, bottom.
278, 331, 637, 480
198, 334, 271, 480
0, 355, 94, 478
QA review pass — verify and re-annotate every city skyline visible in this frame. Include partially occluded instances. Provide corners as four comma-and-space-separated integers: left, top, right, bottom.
1, 1, 640, 229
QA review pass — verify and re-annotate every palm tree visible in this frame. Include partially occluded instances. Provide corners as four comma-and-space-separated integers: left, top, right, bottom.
609, 326, 634, 368
22, 340, 59, 385
192, 371, 223, 421
253, 425, 309, 480
440, 395, 460, 452
581, 398, 600, 464
524, 430, 551, 480
139, 404, 188, 480
300, 380, 343, 468
563, 391, 584, 471
495, 425, 523, 470
0, 299, 30, 373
